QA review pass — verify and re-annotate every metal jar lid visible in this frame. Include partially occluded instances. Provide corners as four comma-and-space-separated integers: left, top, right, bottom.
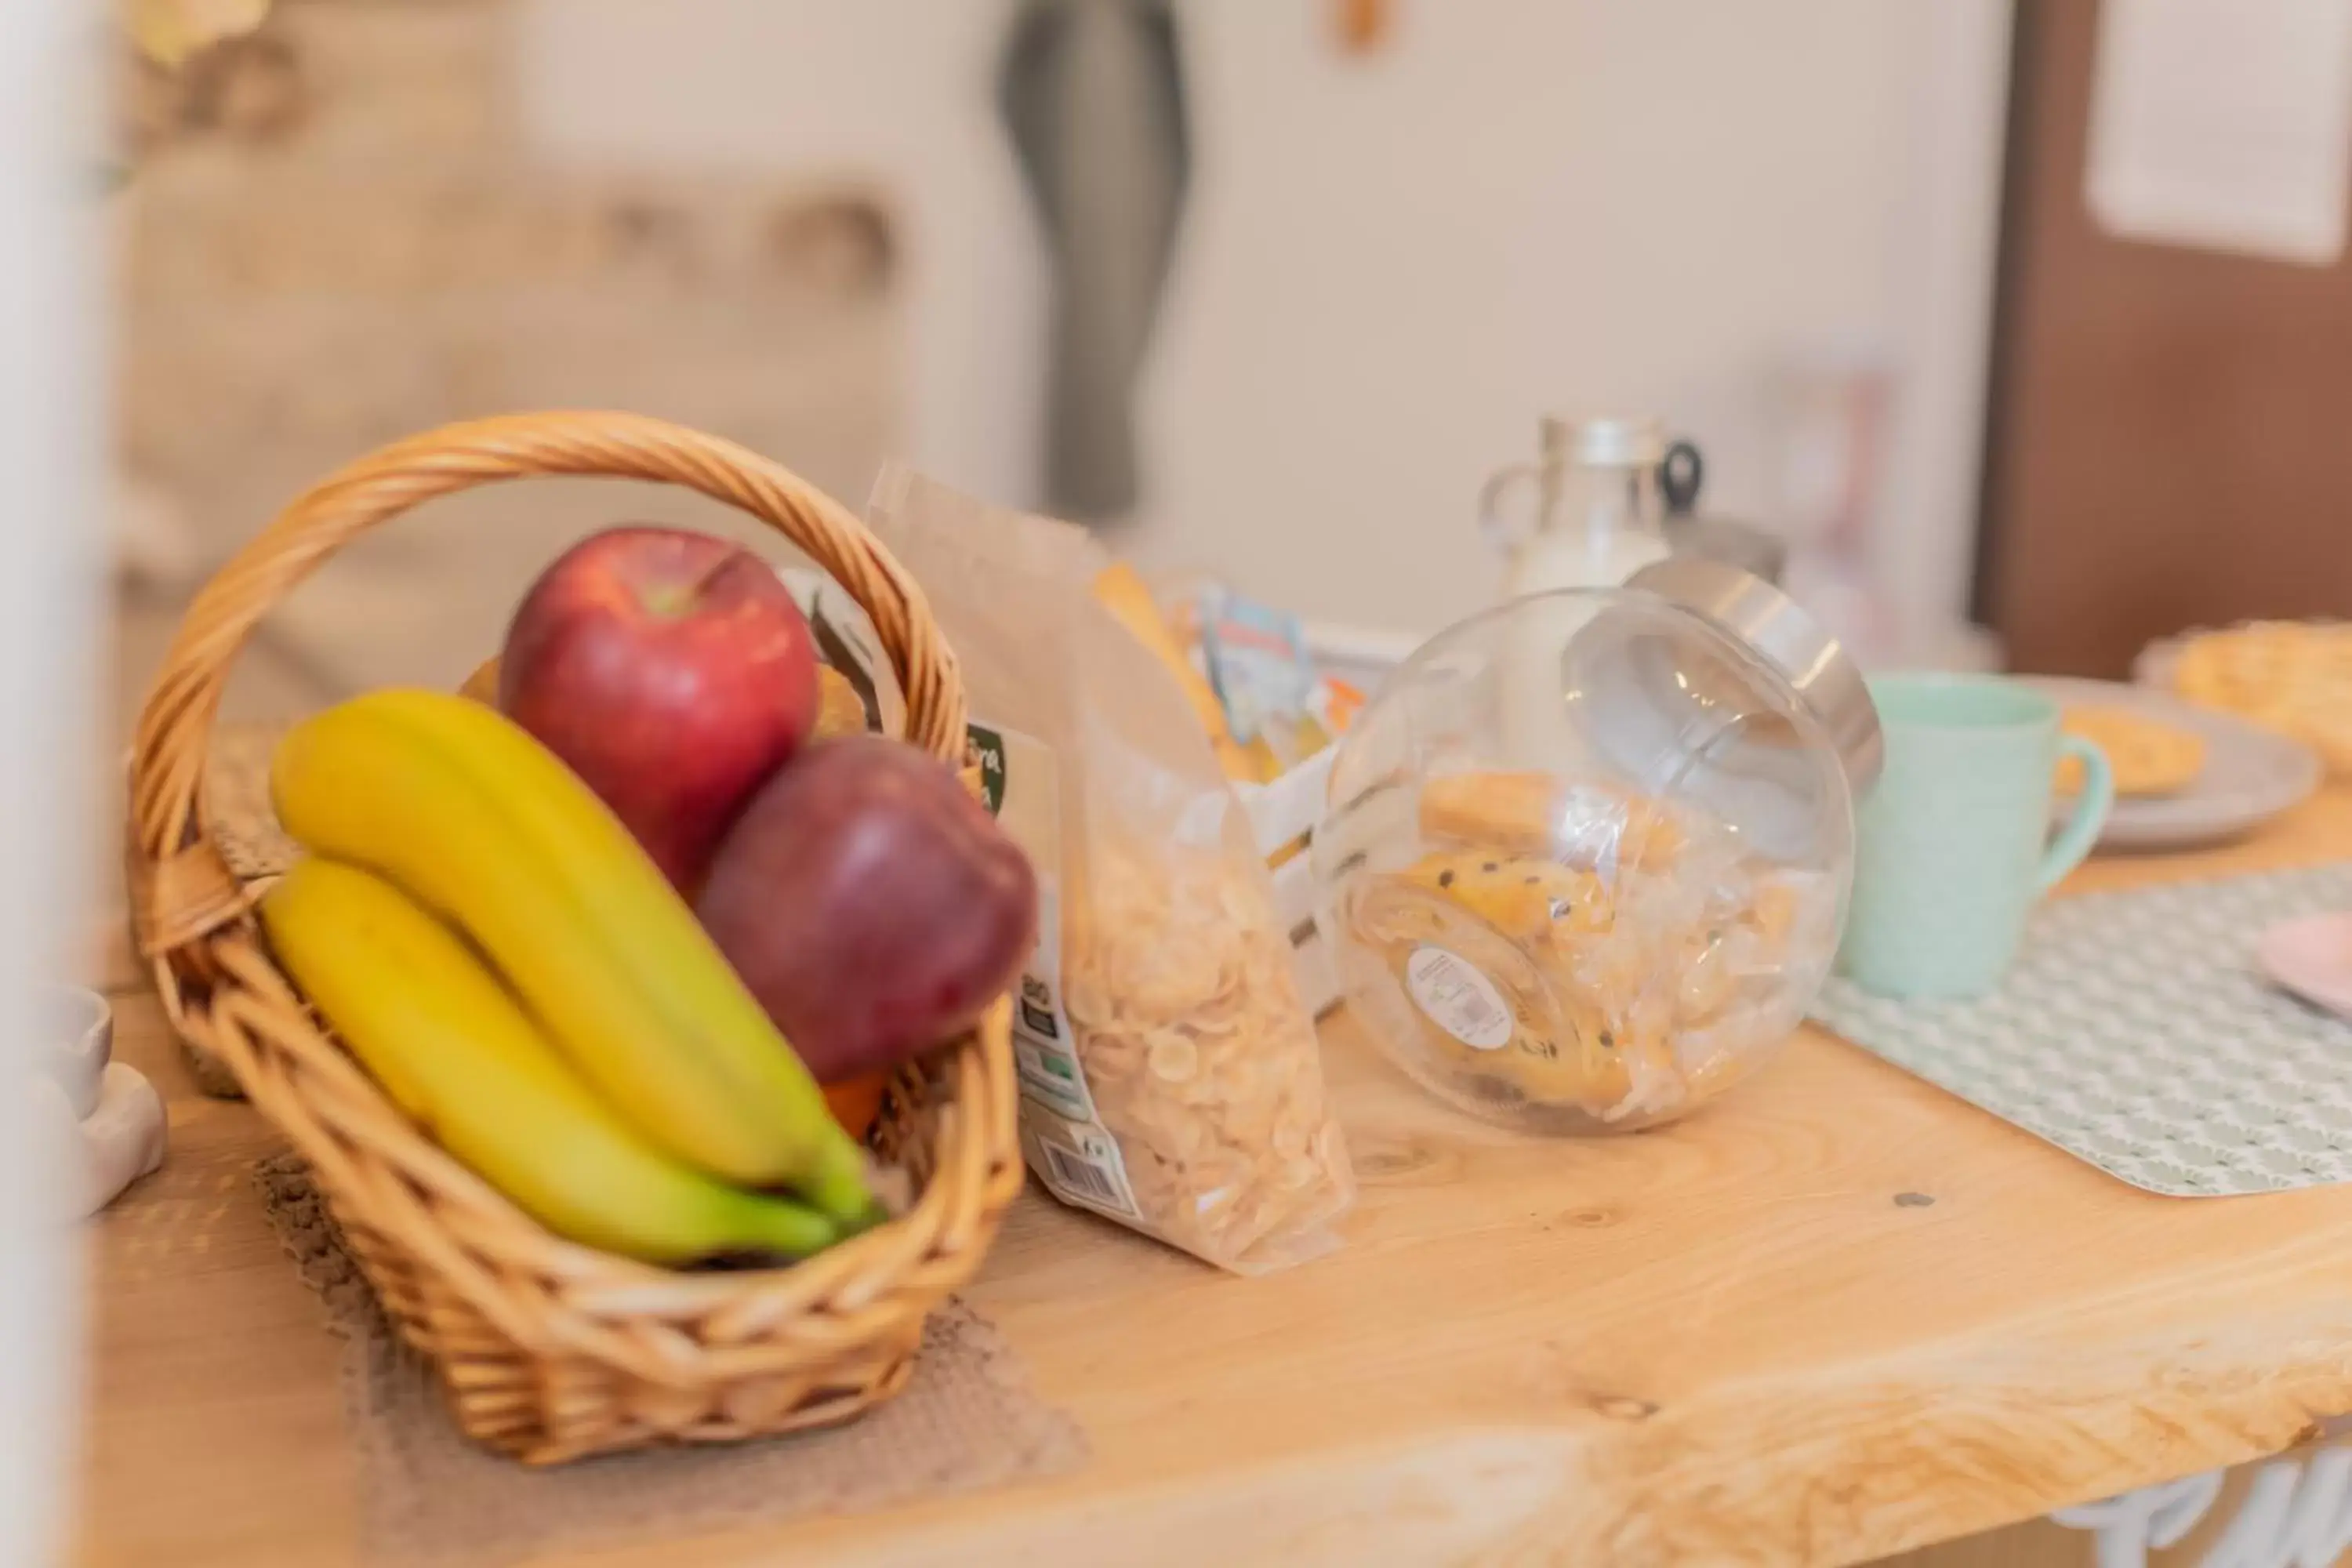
1614, 555, 1882, 795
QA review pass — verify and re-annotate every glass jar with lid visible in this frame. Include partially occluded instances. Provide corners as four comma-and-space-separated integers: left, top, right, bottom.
1481, 416, 1678, 772
1313, 559, 1880, 1134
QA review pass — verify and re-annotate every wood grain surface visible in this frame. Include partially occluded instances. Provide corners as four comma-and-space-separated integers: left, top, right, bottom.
73, 791, 2352, 1567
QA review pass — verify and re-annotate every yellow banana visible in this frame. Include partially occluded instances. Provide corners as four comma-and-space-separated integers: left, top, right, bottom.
262, 858, 839, 1264
269, 688, 876, 1227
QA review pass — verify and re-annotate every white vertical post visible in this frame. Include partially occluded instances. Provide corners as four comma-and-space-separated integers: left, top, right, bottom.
1881, 0, 2018, 665
0, 0, 103, 1563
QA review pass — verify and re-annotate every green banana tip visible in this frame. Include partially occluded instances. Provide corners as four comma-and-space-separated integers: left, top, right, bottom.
837, 1197, 891, 1239
808, 1167, 892, 1240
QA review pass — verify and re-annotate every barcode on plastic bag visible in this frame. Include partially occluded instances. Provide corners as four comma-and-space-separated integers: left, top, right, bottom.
1043, 1141, 1137, 1217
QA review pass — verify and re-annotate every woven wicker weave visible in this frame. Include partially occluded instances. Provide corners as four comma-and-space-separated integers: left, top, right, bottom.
124, 411, 1025, 1464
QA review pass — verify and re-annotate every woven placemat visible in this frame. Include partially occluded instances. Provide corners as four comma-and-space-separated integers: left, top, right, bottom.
1814, 862, 2352, 1196
254, 1156, 1085, 1566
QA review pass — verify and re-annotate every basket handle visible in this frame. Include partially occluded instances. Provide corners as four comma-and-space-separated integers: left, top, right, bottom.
127, 410, 967, 960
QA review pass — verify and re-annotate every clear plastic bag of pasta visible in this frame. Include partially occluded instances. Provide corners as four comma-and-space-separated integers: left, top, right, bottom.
869, 466, 1355, 1273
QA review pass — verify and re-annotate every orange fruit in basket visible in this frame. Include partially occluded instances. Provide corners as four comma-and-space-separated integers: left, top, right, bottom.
460, 655, 502, 706
822, 1070, 891, 1142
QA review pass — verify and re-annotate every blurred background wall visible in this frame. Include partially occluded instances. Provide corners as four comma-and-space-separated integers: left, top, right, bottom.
116, 0, 902, 707
116, 0, 2008, 706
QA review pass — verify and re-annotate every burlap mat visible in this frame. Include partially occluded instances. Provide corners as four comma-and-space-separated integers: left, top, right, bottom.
254, 1155, 1087, 1567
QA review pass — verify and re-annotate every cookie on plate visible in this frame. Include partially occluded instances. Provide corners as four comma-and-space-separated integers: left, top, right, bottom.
2170, 621, 2352, 776
2056, 706, 2205, 797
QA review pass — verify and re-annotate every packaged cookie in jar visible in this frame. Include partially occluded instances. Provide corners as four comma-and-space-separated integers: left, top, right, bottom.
1315, 559, 1882, 1134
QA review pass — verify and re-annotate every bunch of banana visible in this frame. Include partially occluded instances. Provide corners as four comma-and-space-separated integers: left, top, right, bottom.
262, 688, 880, 1265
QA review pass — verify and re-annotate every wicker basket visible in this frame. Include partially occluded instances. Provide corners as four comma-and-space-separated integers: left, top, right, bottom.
124, 411, 1025, 1465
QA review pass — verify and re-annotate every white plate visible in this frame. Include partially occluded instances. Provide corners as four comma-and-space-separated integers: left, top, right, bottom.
2021, 676, 2321, 851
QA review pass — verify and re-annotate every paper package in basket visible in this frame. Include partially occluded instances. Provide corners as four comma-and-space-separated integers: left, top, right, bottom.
869, 467, 1356, 1275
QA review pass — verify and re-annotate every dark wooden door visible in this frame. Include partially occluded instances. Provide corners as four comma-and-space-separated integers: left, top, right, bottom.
1978, 0, 2352, 676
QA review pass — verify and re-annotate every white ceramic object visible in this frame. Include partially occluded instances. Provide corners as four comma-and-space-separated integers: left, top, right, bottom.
31, 1063, 168, 1223
2258, 912, 2352, 1022
70, 1065, 167, 1218
2021, 676, 2321, 851
25, 989, 165, 1220
35, 986, 111, 1120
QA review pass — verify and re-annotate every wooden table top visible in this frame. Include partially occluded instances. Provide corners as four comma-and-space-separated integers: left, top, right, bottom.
73, 790, 2352, 1568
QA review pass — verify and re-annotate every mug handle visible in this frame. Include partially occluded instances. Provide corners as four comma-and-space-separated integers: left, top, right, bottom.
2039, 737, 2114, 892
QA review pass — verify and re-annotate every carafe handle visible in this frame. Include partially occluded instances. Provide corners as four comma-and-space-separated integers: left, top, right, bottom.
1661, 440, 1704, 517
1478, 460, 1555, 560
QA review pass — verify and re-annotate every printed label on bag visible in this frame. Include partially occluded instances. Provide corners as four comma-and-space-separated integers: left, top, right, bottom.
966, 722, 1010, 818
1008, 880, 1100, 1124
1018, 1111, 1140, 1220
779, 566, 905, 738
1406, 945, 1515, 1050
969, 720, 1097, 1124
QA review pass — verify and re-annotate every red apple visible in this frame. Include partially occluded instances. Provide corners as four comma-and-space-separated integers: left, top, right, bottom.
695, 736, 1038, 1082
499, 524, 819, 888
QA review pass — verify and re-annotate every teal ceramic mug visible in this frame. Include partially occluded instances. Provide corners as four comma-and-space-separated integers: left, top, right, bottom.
1835, 674, 2114, 1000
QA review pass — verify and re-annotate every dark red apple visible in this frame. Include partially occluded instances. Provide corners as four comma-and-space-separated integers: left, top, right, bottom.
499, 524, 819, 888
695, 735, 1037, 1082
